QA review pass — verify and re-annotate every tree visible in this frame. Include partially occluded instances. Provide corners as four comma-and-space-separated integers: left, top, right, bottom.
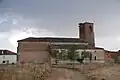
89, 52, 92, 62
77, 50, 87, 63
59, 49, 68, 60
67, 46, 79, 69
77, 51, 92, 63
67, 46, 79, 62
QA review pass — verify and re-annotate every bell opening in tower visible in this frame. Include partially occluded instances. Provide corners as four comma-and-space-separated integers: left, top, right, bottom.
89, 26, 93, 32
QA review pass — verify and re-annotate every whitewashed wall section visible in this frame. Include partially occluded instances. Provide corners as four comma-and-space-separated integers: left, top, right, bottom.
0, 55, 17, 64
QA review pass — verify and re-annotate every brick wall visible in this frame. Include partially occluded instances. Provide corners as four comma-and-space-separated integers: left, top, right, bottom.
104, 51, 118, 62
18, 41, 51, 64
79, 22, 95, 48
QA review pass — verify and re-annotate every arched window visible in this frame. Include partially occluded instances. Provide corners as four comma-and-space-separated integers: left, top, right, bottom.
89, 26, 93, 32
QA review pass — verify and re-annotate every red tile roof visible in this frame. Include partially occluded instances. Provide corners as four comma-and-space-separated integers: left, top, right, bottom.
0, 50, 17, 55
17, 37, 88, 43
95, 47, 104, 50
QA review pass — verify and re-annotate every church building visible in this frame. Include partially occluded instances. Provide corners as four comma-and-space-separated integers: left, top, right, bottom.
17, 22, 110, 63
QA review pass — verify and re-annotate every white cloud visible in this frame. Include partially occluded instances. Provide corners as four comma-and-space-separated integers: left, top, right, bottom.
1, 11, 120, 52
0, 32, 8, 39
8, 27, 56, 49
0, 18, 8, 24
0, 27, 55, 52
0, 13, 56, 52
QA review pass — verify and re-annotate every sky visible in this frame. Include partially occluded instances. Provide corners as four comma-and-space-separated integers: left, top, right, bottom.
0, 0, 120, 52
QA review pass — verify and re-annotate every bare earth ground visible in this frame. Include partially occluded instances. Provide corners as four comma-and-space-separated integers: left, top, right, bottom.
87, 64, 120, 80
46, 68, 88, 80
46, 63, 120, 80
1, 63, 120, 80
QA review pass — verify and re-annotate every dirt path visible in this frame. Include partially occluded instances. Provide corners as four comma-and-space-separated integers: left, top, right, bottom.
87, 64, 120, 80
46, 68, 88, 80
46, 64, 120, 80
101, 65, 120, 80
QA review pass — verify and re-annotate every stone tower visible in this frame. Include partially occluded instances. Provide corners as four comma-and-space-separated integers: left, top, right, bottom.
78, 22, 95, 48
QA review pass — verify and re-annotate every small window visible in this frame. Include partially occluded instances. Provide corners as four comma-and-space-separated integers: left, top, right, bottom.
2, 61, 5, 63
94, 56, 97, 60
89, 26, 93, 32
12, 63, 14, 65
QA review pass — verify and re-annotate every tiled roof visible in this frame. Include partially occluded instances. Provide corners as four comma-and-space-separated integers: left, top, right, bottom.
17, 37, 88, 43
0, 50, 17, 55
95, 47, 104, 50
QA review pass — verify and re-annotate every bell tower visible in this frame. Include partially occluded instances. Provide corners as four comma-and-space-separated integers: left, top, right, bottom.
78, 22, 95, 48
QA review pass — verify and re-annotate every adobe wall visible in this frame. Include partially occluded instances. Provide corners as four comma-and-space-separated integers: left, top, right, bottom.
18, 41, 51, 64
77, 48, 105, 63
104, 51, 118, 63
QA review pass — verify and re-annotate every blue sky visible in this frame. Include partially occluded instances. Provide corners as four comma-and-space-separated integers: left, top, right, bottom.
0, 0, 120, 52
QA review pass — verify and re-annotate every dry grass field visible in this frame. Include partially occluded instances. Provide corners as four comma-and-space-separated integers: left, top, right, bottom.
0, 63, 51, 80
0, 62, 120, 80
48, 63, 119, 80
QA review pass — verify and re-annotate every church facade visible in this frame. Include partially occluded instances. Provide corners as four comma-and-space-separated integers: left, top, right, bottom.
17, 22, 116, 63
